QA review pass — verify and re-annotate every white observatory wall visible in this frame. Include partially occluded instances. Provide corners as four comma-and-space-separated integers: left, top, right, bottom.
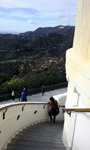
73, 0, 90, 61
63, 0, 90, 150
72, 101, 90, 150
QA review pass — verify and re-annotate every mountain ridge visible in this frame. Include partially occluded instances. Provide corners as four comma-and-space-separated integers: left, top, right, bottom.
0, 25, 75, 36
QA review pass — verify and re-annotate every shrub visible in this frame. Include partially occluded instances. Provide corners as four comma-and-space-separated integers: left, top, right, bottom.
5, 75, 23, 91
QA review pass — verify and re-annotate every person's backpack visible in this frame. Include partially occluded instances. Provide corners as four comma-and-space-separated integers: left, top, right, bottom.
54, 105, 59, 115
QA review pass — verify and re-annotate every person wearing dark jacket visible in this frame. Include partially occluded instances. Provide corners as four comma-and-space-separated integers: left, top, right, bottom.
18, 90, 21, 101
47, 97, 59, 123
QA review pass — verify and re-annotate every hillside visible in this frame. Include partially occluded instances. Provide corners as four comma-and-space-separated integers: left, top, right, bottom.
0, 25, 75, 88
0, 33, 74, 61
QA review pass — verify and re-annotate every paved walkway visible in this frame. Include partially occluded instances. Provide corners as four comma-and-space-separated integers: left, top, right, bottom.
0, 87, 67, 105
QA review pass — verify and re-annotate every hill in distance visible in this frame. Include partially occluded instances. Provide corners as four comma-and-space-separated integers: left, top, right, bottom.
0, 25, 75, 82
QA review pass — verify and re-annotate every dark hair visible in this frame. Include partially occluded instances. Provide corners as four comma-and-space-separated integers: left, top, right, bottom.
49, 97, 54, 102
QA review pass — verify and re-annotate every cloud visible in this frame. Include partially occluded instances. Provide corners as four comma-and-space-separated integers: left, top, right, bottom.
27, 20, 37, 24
67, 2, 78, 7
0, 0, 78, 11
10, 10, 35, 18
0, 8, 39, 20
72, 13, 76, 17
57, 12, 69, 19
0, 0, 78, 20
0, 0, 61, 10
38, 11, 69, 20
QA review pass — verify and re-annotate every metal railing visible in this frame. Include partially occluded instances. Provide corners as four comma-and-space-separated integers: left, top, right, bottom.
63, 108, 90, 116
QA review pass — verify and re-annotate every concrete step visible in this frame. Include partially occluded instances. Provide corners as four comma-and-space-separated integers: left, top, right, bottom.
6, 145, 66, 150
6, 121, 66, 150
14, 131, 63, 141
9, 138, 64, 147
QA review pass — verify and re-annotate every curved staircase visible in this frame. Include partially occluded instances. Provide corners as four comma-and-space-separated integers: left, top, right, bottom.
6, 121, 66, 150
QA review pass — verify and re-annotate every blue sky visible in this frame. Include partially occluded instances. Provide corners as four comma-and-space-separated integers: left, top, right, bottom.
0, 0, 78, 34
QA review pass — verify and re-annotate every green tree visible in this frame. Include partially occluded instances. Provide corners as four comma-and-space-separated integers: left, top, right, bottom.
40, 72, 48, 85
47, 68, 58, 83
0, 73, 8, 85
24, 72, 39, 87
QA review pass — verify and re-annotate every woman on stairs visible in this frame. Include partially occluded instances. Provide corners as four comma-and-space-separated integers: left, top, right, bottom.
47, 97, 59, 123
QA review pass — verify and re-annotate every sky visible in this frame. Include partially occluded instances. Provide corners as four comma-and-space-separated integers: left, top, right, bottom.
0, 0, 78, 34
